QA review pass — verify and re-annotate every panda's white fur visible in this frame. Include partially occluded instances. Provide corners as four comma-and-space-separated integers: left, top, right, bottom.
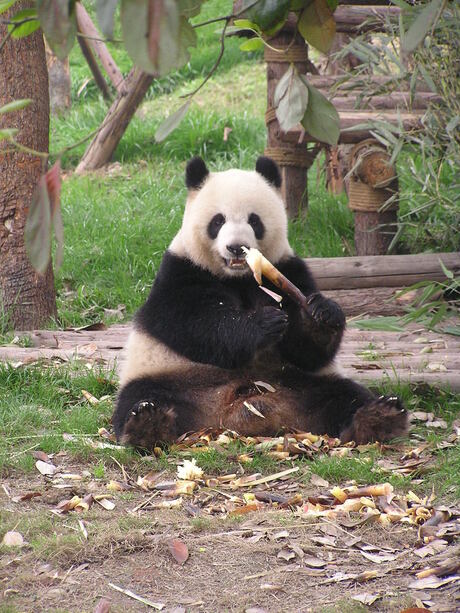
169, 168, 293, 277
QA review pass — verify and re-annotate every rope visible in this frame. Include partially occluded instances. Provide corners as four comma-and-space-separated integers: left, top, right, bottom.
264, 146, 320, 169
348, 179, 399, 212
264, 45, 308, 63
265, 108, 277, 125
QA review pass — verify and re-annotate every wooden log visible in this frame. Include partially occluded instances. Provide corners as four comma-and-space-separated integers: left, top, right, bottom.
265, 32, 311, 218
324, 287, 407, 316
305, 252, 460, 290
306, 75, 432, 93
77, 29, 111, 100
75, 68, 154, 173
283, 6, 400, 35
75, 3, 125, 94
325, 92, 442, 111
334, 5, 401, 33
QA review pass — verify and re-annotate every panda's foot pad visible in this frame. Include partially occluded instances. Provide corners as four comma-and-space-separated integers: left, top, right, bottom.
341, 396, 408, 445
122, 400, 177, 449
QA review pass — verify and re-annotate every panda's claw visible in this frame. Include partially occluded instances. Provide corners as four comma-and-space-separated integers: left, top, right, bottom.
122, 401, 177, 449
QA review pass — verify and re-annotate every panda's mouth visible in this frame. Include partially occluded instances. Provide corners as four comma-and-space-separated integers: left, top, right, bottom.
224, 257, 247, 270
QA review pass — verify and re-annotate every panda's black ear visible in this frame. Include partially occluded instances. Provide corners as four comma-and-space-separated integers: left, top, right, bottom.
186, 157, 209, 190
255, 156, 282, 188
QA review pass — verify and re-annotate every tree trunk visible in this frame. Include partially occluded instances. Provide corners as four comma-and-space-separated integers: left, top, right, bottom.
45, 42, 72, 114
76, 68, 153, 173
0, 1, 57, 330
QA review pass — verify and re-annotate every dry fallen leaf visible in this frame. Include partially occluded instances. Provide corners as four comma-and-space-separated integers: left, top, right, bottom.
277, 548, 296, 562
12, 491, 42, 503
36, 459, 57, 476
2, 531, 24, 547
168, 538, 189, 565
310, 474, 329, 487
351, 593, 380, 605
94, 598, 111, 613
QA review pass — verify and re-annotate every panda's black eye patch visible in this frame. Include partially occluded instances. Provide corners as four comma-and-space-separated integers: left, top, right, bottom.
207, 214, 225, 239
248, 213, 265, 240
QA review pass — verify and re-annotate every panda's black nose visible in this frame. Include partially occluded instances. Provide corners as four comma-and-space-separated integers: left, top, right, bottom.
227, 244, 247, 258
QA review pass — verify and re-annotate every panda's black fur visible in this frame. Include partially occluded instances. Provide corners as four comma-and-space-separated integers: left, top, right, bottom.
112, 157, 408, 449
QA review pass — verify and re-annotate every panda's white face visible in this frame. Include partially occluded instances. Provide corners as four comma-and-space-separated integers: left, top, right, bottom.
170, 165, 293, 277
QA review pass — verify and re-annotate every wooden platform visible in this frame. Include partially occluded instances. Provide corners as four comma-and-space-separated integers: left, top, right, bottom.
1, 323, 459, 391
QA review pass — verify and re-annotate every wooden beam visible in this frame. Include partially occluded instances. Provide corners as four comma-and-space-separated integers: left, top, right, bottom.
77, 32, 111, 100
325, 92, 442, 111
75, 3, 125, 94
306, 75, 432, 93
305, 252, 460, 290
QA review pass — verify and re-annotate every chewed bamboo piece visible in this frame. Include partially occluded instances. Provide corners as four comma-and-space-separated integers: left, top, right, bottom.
243, 247, 307, 308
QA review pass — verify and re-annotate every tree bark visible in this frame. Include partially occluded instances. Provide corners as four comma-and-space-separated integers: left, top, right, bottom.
76, 68, 153, 173
45, 42, 71, 114
0, 1, 57, 330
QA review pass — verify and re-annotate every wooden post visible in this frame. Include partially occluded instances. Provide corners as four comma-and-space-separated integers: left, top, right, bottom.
75, 3, 125, 94
77, 31, 111, 100
348, 139, 399, 256
75, 68, 154, 173
264, 32, 316, 218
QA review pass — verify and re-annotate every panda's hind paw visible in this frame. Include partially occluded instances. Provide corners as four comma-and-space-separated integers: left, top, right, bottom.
121, 400, 177, 450
340, 396, 408, 445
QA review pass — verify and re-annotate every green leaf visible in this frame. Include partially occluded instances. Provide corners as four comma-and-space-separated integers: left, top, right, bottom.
7, 8, 40, 38
351, 317, 406, 332
122, 0, 194, 76
239, 37, 264, 52
37, 0, 77, 59
300, 77, 340, 145
242, 0, 290, 32
274, 65, 309, 132
25, 176, 52, 276
0, 99, 32, 115
155, 99, 191, 143
0, 128, 19, 140
0, 0, 18, 15
439, 259, 454, 280
441, 326, 460, 337
298, 0, 336, 54
402, 0, 443, 53
96, 0, 118, 39
178, 0, 203, 18
233, 19, 261, 33
326, 0, 338, 11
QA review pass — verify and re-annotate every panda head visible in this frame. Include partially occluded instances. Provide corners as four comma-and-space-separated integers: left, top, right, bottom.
169, 156, 293, 277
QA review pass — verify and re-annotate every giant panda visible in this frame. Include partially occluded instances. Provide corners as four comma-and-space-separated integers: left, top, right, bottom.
112, 156, 408, 449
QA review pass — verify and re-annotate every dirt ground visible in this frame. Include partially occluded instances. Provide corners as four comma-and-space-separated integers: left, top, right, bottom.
1, 464, 459, 613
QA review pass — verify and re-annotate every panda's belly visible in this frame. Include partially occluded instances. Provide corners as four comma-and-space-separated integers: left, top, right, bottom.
119, 328, 196, 386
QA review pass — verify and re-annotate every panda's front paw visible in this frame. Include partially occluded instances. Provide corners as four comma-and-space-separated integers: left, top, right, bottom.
256, 306, 289, 346
121, 400, 177, 449
303, 293, 345, 330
